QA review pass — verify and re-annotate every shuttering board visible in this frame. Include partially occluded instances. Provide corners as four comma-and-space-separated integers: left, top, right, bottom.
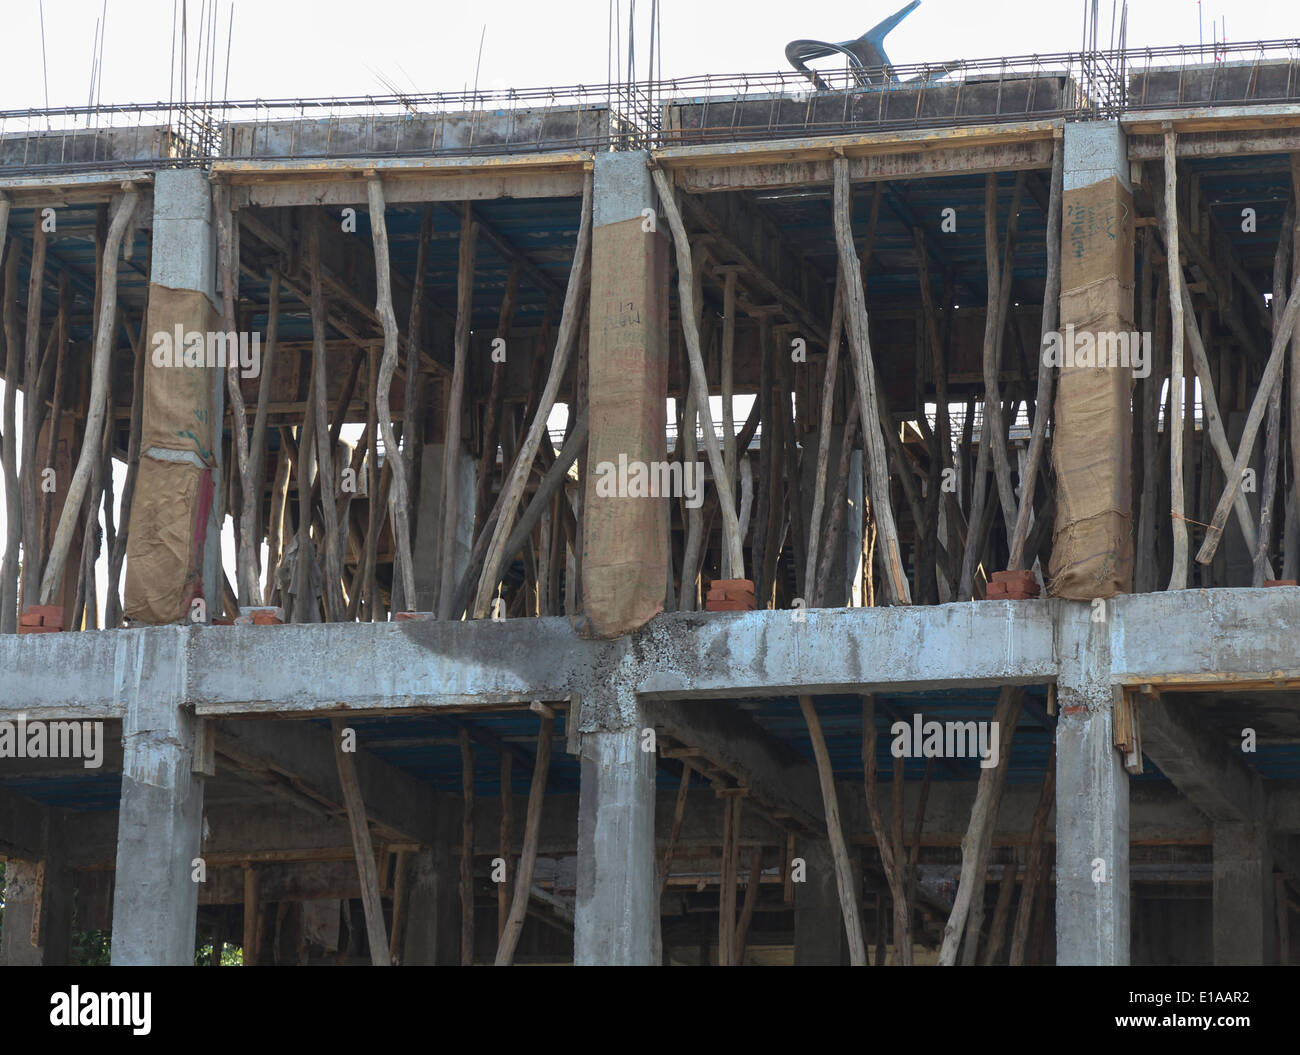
124, 284, 220, 624
1048, 175, 1136, 599
581, 216, 670, 637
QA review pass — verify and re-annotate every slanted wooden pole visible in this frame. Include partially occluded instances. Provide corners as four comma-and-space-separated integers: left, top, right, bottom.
812, 385, 860, 608
804, 280, 844, 598
366, 175, 417, 611
1, 213, 20, 632
1163, 129, 1190, 588
1290, 156, 1300, 578
1151, 173, 1269, 570
720, 269, 738, 581
830, 157, 909, 603
1009, 739, 1055, 965
1008, 136, 1063, 570
981, 850, 1019, 965
799, 694, 868, 965
400, 204, 433, 603
495, 705, 554, 966
718, 793, 741, 966
20, 221, 47, 593
1136, 230, 1163, 592
388, 848, 411, 964
330, 718, 390, 965
650, 167, 746, 579
450, 409, 588, 621
938, 686, 1022, 965
906, 756, 934, 911
352, 349, 380, 618
734, 844, 763, 965
440, 202, 480, 617
861, 695, 912, 964
472, 182, 591, 619
981, 172, 1026, 545
476, 263, 521, 537
105, 301, 146, 627
1255, 196, 1295, 584
40, 184, 137, 605
249, 268, 280, 602
217, 182, 259, 606
659, 762, 692, 896
307, 215, 347, 621
1196, 251, 1300, 566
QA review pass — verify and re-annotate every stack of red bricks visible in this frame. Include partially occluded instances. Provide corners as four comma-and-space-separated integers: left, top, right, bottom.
706, 578, 756, 612
19, 605, 64, 635
234, 605, 285, 626
985, 570, 1041, 601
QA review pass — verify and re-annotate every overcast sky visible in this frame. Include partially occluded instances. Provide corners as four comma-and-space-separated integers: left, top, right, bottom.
0, 0, 1295, 112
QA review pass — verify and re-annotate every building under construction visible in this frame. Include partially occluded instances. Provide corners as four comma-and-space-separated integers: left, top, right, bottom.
2, 33, 1300, 967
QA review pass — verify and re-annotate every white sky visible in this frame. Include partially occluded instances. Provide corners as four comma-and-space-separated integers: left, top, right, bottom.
0, 0, 1295, 111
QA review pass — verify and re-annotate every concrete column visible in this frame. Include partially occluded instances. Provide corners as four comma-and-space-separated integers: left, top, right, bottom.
1, 859, 44, 965
793, 840, 850, 965
574, 694, 657, 965
1049, 120, 1137, 598
1055, 616, 1130, 964
1212, 821, 1276, 964
582, 150, 670, 637
413, 442, 476, 613
798, 431, 861, 606
0, 814, 73, 966
402, 801, 460, 964
124, 168, 222, 624
110, 629, 205, 964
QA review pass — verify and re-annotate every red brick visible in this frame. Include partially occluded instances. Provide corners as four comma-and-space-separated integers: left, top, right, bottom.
18, 624, 61, 634
236, 605, 286, 625
991, 570, 1038, 587
21, 604, 64, 628
706, 598, 754, 612
1264, 580, 1297, 587
709, 578, 754, 599
394, 610, 435, 621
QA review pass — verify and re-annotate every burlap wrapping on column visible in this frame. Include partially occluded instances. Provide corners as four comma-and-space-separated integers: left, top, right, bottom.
581, 216, 670, 637
1048, 176, 1136, 599
124, 284, 221, 624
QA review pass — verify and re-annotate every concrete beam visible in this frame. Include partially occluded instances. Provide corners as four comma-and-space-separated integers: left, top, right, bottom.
213, 718, 440, 845
1138, 693, 1263, 823
654, 121, 1060, 193
221, 154, 588, 208
1108, 588, 1300, 687
1128, 128, 1300, 161
649, 700, 824, 832
8, 593, 1300, 719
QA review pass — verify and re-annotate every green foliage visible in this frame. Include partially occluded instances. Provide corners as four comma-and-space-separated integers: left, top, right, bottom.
72, 930, 111, 966
194, 937, 244, 966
